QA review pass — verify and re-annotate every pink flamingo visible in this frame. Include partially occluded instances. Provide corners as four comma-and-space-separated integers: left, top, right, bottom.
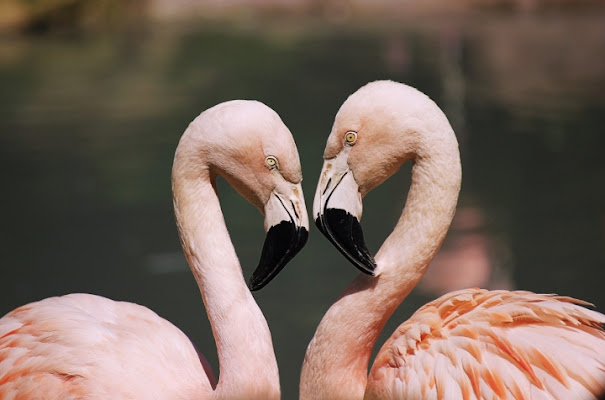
0, 100, 308, 399
301, 80, 605, 399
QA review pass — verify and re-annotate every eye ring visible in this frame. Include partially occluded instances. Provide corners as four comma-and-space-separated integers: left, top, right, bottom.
265, 155, 279, 170
344, 131, 357, 146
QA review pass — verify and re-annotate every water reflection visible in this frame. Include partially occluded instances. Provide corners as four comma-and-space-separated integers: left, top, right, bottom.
419, 207, 514, 296
1, 10, 604, 398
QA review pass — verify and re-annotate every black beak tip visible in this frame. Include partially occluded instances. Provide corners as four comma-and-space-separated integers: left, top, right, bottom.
314, 216, 326, 236
248, 223, 308, 291
315, 209, 377, 276
248, 276, 266, 292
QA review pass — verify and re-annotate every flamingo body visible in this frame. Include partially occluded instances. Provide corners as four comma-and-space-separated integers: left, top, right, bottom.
302, 80, 605, 400
0, 99, 308, 399
0, 294, 209, 399
367, 289, 605, 400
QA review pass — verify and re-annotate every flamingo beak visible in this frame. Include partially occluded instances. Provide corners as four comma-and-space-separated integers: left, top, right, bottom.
248, 182, 309, 291
313, 155, 376, 275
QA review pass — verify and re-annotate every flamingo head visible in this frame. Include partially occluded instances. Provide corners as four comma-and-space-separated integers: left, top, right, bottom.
177, 100, 309, 291
313, 81, 437, 275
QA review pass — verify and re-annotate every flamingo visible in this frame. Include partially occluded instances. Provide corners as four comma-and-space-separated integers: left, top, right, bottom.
0, 100, 309, 399
301, 80, 605, 400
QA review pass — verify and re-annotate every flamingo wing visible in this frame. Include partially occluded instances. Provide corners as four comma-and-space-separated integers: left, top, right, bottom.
365, 288, 605, 400
0, 293, 210, 399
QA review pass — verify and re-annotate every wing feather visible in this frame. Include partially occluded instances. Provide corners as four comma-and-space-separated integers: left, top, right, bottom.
365, 288, 605, 400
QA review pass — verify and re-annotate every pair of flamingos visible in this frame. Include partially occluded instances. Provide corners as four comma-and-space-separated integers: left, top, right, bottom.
1, 81, 604, 399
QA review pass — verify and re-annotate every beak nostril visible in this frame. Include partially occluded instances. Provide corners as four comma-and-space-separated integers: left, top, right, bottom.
322, 178, 332, 195
291, 200, 299, 220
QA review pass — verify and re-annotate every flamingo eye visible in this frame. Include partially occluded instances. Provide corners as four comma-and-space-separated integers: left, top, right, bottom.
265, 156, 278, 170
344, 131, 357, 146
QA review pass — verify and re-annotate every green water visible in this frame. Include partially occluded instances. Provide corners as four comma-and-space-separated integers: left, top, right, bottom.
1, 12, 604, 397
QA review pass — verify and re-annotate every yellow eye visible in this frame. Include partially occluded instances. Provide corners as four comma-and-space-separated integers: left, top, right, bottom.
265, 155, 278, 169
344, 131, 357, 146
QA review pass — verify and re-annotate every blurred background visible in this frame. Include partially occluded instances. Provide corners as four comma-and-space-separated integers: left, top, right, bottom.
1, 0, 604, 397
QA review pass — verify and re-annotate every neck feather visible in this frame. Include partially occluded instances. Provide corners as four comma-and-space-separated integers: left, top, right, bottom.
301, 125, 461, 400
172, 137, 280, 400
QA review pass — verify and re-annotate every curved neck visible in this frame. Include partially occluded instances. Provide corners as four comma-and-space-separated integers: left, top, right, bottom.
173, 138, 280, 400
301, 128, 461, 399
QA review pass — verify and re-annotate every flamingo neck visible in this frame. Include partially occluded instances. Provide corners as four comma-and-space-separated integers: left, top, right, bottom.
301, 127, 461, 400
172, 142, 280, 400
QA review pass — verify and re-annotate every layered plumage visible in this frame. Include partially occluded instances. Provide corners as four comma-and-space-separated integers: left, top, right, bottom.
367, 289, 605, 399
